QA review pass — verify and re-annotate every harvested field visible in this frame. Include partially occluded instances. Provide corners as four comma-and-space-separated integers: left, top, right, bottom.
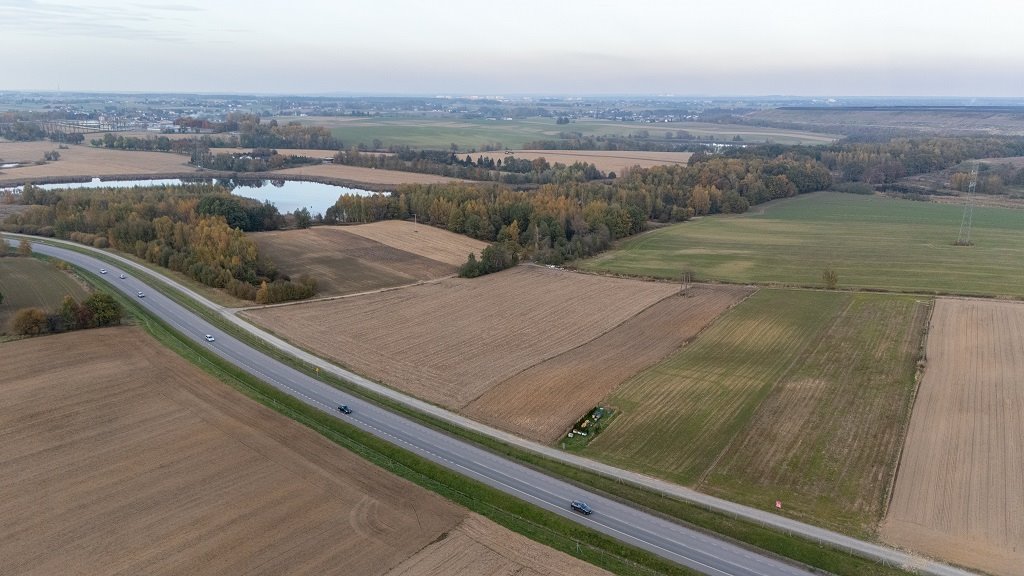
0, 141, 192, 184
270, 163, 461, 186
385, 513, 610, 576
243, 266, 678, 408
0, 256, 90, 335
465, 283, 754, 442
474, 150, 693, 174
252, 227, 458, 297
342, 220, 488, 267
586, 290, 930, 535
0, 327, 469, 576
881, 298, 1024, 576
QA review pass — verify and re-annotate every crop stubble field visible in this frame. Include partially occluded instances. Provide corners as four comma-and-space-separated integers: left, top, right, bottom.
0, 256, 89, 335
464, 283, 754, 442
0, 141, 458, 188
0, 327, 608, 576
881, 298, 1024, 576
251, 222, 485, 297
585, 289, 930, 534
473, 150, 694, 174
585, 192, 1024, 298
243, 266, 679, 410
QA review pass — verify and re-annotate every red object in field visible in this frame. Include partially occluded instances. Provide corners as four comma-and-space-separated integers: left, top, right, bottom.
775, 500, 782, 509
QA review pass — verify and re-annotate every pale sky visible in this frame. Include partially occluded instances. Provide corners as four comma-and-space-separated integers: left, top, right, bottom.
2, 0, 1022, 96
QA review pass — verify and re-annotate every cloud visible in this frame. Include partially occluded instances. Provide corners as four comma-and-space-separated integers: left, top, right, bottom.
0, 0, 201, 41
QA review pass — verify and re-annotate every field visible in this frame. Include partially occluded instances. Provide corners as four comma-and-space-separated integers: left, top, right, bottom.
284, 116, 839, 150
584, 191, 1024, 298
474, 150, 693, 174
251, 224, 481, 297
880, 298, 1024, 576
242, 266, 679, 409
0, 327, 608, 576
0, 141, 457, 189
342, 220, 489, 266
269, 162, 463, 186
748, 107, 1024, 136
387, 513, 608, 576
464, 283, 754, 442
584, 289, 930, 534
0, 256, 90, 335
0, 141, 192, 185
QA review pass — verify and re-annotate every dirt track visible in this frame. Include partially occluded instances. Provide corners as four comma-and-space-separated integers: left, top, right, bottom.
881, 298, 1024, 576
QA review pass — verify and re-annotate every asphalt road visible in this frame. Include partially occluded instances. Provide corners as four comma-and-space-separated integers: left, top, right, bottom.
20, 241, 819, 575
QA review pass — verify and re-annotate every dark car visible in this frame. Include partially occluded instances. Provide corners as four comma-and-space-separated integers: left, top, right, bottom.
338, 404, 352, 414
570, 500, 593, 515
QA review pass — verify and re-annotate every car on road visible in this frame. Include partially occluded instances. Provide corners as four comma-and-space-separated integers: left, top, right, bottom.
204, 334, 215, 342
570, 500, 593, 515
100, 269, 107, 274
337, 404, 352, 414
119, 273, 126, 279
137, 291, 145, 298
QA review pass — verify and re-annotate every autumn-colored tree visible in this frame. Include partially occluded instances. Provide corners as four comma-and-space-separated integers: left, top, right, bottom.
17, 239, 32, 256
11, 308, 48, 335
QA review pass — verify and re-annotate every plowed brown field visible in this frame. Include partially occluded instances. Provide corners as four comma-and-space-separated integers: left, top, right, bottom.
252, 226, 459, 297
465, 284, 754, 442
385, 514, 610, 576
342, 220, 488, 266
881, 298, 1024, 576
0, 327, 467, 576
243, 266, 678, 408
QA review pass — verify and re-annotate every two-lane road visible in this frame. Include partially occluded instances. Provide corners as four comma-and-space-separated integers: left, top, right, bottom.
21, 240, 816, 576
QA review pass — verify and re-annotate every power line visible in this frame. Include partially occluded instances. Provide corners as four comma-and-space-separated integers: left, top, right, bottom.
954, 163, 978, 246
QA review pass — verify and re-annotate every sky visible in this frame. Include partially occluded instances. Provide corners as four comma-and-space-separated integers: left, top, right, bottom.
1, 0, 1022, 97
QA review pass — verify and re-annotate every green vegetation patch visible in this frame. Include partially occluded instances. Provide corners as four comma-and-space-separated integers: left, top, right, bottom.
0, 256, 90, 334
585, 289, 930, 536
583, 191, 1024, 298
289, 116, 836, 151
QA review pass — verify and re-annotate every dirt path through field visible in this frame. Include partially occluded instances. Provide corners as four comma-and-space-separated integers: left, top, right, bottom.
880, 298, 1024, 576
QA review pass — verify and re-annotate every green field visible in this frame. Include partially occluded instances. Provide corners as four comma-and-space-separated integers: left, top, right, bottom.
283, 116, 838, 151
0, 257, 90, 335
585, 289, 929, 535
584, 192, 1024, 298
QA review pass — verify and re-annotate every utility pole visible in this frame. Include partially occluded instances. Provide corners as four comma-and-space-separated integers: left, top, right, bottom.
955, 163, 978, 246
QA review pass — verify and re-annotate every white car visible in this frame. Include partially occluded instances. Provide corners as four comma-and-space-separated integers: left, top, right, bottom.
100, 269, 107, 274
204, 334, 215, 342
119, 273, 126, 279
137, 291, 145, 298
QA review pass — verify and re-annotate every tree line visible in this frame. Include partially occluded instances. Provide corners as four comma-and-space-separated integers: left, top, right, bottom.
326, 152, 833, 271
1, 184, 317, 303
332, 147, 607, 184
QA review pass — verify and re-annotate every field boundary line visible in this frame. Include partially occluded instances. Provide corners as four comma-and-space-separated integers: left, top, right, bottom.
5, 233, 979, 576
881, 298, 936, 519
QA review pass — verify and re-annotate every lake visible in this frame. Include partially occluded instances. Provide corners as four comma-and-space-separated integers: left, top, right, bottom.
2, 177, 378, 216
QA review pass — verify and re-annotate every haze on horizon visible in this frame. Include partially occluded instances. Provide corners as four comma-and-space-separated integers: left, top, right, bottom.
2, 0, 1022, 98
